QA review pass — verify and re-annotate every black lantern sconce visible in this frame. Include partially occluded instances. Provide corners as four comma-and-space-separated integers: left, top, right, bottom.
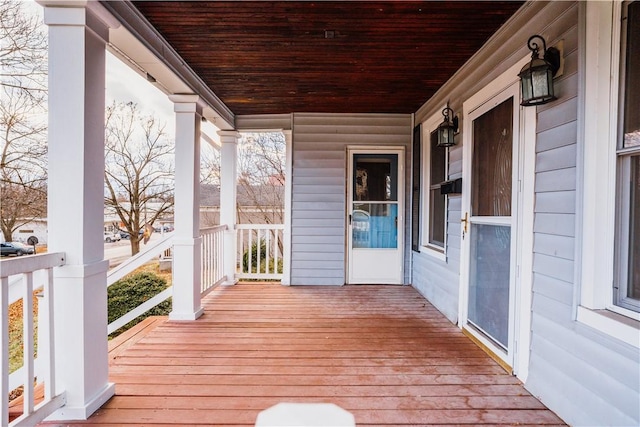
518, 35, 561, 106
437, 106, 459, 148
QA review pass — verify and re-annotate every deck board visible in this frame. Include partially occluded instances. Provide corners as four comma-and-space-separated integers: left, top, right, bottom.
40, 283, 565, 426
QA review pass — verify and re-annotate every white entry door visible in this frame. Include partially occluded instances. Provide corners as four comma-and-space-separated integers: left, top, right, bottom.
460, 83, 521, 368
347, 148, 404, 284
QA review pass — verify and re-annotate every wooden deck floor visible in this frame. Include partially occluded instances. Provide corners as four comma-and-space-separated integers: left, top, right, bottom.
43, 283, 564, 426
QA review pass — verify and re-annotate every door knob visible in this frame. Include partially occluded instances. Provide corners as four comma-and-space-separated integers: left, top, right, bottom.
461, 212, 469, 238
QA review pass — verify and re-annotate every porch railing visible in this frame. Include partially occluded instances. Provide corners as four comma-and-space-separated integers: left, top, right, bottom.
107, 235, 175, 335
107, 226, 228, 334
236, 224, 284, 280
201, 225, 227, 296
3, 222, 282, 422
2, 253, 66, 427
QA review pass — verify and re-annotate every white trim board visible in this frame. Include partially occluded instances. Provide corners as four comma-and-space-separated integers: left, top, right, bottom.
458, 55, 536, 382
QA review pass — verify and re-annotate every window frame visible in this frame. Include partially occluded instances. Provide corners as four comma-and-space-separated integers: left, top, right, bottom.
577, 0, 640, 348
614, 1, 640, 312
419, 110, 449, 259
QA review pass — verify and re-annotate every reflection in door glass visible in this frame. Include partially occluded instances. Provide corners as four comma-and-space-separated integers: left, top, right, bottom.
471, 98, 513, 217
468, 223, 511, 349
352, 203, 398, 249
353, 154, 398, 201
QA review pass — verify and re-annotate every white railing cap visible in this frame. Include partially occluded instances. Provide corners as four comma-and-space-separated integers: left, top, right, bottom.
0, 252, 66, 277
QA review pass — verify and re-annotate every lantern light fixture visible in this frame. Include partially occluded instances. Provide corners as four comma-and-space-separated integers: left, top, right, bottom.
518, 35, 561, 106
437, 106, 459, 148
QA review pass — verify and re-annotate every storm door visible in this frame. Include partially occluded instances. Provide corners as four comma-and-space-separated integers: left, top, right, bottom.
461, 85, 521, 368
347, 148, 404, 284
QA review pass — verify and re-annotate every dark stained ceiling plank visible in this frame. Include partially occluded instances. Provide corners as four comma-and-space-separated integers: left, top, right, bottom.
132, 1, 524, 115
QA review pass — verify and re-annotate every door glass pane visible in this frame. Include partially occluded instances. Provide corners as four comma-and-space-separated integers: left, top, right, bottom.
353, 154, 398, 202
468, 223, 511, 349
471, 98, 513, 216
430, 130, 446, 184
429, 189, 445, 247
352, 203, 398, 249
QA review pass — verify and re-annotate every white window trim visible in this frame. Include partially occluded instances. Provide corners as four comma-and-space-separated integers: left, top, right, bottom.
577, 0, 640, 348
419, 109, 448, 261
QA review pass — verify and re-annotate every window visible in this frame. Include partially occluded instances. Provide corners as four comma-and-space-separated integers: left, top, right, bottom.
615, 1, 640, 312
578, 0, 639, 347
427, 129, 447, 249
412, 125, 421, 252
413, 112, 448, 257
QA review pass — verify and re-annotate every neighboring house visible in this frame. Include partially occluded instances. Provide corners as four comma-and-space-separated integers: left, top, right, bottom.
5, 205, 174, 245
20, 1, 639, 426
7, 219, 48, 245
200, 183, 284, 226
2, 217, 124, 245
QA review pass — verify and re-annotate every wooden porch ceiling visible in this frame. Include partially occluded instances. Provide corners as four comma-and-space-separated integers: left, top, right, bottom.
41, 283, 564, 426
130, 1, 524, 115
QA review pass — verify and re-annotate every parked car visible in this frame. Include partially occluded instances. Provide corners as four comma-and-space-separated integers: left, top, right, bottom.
0, 242, 35, 257
104, 232, 121, 243
118, 229, 144, 240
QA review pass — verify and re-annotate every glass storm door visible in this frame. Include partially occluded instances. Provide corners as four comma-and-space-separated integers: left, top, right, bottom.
463, 95, 518, 362
348, 149, 404, 284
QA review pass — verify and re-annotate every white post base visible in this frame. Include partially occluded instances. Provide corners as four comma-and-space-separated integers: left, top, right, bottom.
222, 278, 239, 286
222, 229, 237, 285
45, 383, 115, 421
169, 307, 205, 321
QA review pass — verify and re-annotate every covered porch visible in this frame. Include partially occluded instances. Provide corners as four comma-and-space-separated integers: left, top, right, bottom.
46, 283, 562, 426
6, 1, 638, 425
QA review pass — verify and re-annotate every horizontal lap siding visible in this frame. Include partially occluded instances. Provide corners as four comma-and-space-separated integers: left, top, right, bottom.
290, 113, 411, 285
411, 140, 464, 323
525, 4, 640, 426
411, 2, 638, 425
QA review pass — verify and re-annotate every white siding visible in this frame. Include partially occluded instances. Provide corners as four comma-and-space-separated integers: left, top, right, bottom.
411, 2, 639, 426
290, 113, 412, 285
526, 5, 639, 426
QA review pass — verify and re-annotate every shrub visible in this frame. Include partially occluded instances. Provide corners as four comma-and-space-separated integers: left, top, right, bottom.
108, 272, 171, 338
242, 239, 283, 274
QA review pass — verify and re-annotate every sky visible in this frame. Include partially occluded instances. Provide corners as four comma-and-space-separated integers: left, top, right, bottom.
106, 53, 176, 136
23, 0, 198, 141
22, 0, 225, 158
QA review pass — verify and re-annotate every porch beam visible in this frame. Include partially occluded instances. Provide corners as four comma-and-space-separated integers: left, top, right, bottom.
218, 130, 239, 285
40, 1, 115, 420
100, 1, 234, 128
169, 94, 204, 320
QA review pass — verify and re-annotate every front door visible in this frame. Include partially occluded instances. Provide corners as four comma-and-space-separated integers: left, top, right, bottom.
347, 148, 404, 284
461, 84, 520, 368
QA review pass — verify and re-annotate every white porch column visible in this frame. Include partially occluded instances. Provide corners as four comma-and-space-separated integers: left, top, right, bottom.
218, 130, 239, 285
169, 95, 204, 320
41, 1, 115, 419
281, 130, 293, 285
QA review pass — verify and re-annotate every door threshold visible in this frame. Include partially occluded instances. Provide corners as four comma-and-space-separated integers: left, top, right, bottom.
462, 327, 513, 374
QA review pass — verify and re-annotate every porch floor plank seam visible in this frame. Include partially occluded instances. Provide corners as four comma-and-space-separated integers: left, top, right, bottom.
39, 283, 565, 426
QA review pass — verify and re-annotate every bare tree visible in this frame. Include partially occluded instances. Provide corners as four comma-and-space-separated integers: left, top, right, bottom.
0, 0, 48, 242
236, 132, 285, 225
104, 101, 174, 255
200, 132, 285, 226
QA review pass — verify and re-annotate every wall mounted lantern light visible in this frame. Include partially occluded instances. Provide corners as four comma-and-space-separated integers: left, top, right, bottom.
518, 35, 561, 106
437, 106, 459, 148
